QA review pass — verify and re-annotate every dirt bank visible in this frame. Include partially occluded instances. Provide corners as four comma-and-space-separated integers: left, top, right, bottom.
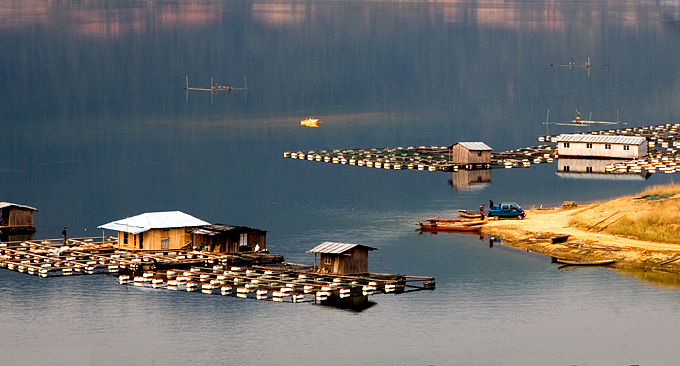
481, 196, 680, 272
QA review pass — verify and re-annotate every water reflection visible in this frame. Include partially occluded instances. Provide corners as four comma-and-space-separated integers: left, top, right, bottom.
318, 295, 377, 312
448, 169, 491, 190
557, 158, 651, 180
617, 268, 680, 291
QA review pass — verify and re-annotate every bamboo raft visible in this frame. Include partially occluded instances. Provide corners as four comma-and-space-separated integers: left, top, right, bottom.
0, 238, 435, 305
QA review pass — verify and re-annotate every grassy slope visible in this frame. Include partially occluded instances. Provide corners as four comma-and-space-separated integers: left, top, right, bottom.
571, 183, 680, 244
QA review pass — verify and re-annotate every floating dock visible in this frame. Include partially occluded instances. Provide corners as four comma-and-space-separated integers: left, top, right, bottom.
0, 238, 434, 306
284, 123, 680, 173
118, 264, 434, 304
283, 145, 557, 171
539, 123, 680, 174
0, 237, 282, 277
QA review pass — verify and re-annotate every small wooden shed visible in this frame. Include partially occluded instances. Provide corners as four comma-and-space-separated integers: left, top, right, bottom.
307, 241, 376, 275
98, 211, 210, 251
556, 134, 647, 159
449, 142, 492, 168
190, 224, 267, 253
0, 202, 37, 232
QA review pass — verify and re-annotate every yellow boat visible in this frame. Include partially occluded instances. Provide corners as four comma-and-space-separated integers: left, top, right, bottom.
301, 118, 319, 127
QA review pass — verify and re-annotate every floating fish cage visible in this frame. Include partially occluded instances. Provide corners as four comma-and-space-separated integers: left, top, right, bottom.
1, 239, 434, 306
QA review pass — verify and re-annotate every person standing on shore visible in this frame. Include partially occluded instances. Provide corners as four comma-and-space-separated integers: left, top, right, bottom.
479, 205, 485, 220
62, 227, 67, 245
489, 200, 494, 210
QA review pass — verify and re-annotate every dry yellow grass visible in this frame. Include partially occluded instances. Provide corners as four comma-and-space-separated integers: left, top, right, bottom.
569, 183, 680, 244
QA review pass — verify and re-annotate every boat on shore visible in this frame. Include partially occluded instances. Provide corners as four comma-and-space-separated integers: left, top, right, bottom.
416, 221, 484, 232
457, 210, 482, 219
426, 217, 476, 224
553, 258, 616, 266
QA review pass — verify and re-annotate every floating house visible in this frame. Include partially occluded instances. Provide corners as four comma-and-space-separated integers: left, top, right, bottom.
307, 241, 376, 275
0, 202, 37, 232
98, 211, 267, 253
189, 224, 267, 253
556, 134, 648, 159
0, 202, 37, 241
449, 142, 492, 169
98, 211, 210, 251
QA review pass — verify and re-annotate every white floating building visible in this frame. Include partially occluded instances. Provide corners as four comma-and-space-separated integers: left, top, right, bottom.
556, 134, 647, 159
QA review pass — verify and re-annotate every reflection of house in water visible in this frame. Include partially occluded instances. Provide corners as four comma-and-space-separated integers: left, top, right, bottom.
557, 158, 650, 180
448, 169, 491, 190
0, 202, 37, 242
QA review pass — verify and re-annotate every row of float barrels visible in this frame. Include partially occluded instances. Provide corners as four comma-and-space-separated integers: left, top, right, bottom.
284, 151, 457, 172
0, 249, 154, 277
605, 158, 680, 174
1, 258, 118, 277
493, 153, 556, 169
118, 266, 404, 302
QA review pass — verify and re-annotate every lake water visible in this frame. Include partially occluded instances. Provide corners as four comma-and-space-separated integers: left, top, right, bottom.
2, 0, 680, 365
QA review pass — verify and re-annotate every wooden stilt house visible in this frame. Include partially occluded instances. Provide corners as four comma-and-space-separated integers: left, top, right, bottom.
98, 211, 267, 253
307, 241, 376, 275
0, 202, 37, 233
0, 202, 37, 241
98, 211, 210, 251
190, 224, 267, 253
556, 134, 647, 159
449, 142, 492, 169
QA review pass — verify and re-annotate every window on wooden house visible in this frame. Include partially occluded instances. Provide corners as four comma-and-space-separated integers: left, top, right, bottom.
240, 233, 248, 246
586, 166, 593, 172
161, 237, 169, 249
124, 233, 128, 245
605, 144, 612, 149
563, 142, 570, 148
477, 151, 482, 156
623, 145, 630, 150
586, 143, 593, 148
563, 166, 570, 172
325, 256, 332, 265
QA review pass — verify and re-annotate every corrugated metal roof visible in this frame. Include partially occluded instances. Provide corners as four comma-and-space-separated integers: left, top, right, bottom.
556, 134, 647, 145
307, 241, 377, 254
98, 211, 210, 235
0, 202, 37, 211
456, 142, 493, 151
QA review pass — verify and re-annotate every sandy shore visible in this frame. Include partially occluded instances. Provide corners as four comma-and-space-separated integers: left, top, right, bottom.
480, 196, 680, 272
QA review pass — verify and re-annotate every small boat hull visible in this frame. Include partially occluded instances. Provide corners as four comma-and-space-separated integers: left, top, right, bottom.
457, 210, 482, 219
554, 258, 616, 266
417, 222, 483, 232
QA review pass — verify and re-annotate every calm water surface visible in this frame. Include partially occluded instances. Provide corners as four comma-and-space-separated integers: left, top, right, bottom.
2, 0, 680, 365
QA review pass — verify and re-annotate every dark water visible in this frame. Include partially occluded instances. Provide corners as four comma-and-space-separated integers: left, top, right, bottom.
2, 0, 680, 365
